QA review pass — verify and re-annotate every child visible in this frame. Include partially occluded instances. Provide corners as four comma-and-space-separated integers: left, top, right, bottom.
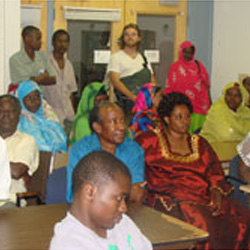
50, 151, 152, 250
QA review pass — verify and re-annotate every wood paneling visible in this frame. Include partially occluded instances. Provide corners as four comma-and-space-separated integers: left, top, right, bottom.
21, 0, 48, 50
22, 0, 187, 58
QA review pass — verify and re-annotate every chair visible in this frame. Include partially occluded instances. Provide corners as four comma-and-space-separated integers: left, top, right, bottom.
210, 141, 240, 175
45, 167, 67, 205
49, 152, 68, 172
16, 151, 52, 206
227, 155, 249, 208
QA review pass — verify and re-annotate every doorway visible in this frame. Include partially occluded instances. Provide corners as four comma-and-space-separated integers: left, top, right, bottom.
67, 20, 111, 95
138, 14, 175, 87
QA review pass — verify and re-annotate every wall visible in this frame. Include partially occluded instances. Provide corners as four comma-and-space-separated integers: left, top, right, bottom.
21, 0, 48, 50
0, 0, 20, 94
187, 0, 213, 77
211, 1, 250, 102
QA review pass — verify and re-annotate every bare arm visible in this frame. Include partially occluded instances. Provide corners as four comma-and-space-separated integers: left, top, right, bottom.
31, 72, 56, 86
10, 162, 29, 180
109, 71, 136, 102
150, 74, 156, 84
210, 187, 223, 216
10, 162, 31, 188
129, 183, 147, 203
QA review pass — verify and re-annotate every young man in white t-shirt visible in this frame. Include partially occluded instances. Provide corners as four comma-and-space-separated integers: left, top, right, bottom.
50, 151, 152, 250
107, 23, 155, 120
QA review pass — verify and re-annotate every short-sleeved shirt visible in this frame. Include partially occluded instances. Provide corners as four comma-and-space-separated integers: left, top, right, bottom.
107, 50, 153, 78
43, 54, 77, 124
5, 130, 39, 203
66, 133, 145, 203
0, 136, 11, 204
9, 49, 56, 84
50, 212, 152, 250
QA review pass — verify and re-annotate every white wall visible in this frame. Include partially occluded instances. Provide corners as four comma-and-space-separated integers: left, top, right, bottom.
211, 1, 250, 102
0, 0, 20, 94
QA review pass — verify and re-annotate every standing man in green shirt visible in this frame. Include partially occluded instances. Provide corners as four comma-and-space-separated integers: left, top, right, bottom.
9, 25, 56, 93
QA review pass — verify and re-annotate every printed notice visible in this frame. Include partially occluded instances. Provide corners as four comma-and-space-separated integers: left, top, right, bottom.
94, 50, 111, 64
144, 50, 160, 63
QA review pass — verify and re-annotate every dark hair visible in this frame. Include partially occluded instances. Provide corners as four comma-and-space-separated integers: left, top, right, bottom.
22, 25, 40, 40
72, 151, 131, 195
155, 86, 162, 95
0, 94, 21, 115
88, 101, 121, 132
157, 92, 193, 122
243, 76, 250, 85
96, 86, 107, 97
119, 23, 141, 50
52, 29, 70, 43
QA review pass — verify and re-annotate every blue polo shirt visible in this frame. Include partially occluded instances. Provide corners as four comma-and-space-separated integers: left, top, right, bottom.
66, 133, 145, 203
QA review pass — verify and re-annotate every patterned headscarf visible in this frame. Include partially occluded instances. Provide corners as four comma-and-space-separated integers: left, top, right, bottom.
132, 83, 158, 113
130, 83, 162, 138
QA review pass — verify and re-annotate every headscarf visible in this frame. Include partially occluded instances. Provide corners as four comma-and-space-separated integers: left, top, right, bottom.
69, 82, 107, 145
165, 41, 210, 115
129, 83, 162, 138
17, 80, 67, 152
200, 82, 250, 142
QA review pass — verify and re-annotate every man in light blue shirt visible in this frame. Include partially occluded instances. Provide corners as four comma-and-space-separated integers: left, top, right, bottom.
67, 102, 146, 203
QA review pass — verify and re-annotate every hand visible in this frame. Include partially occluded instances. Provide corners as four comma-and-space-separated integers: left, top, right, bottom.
22, 172, 31, 189
129, 183, 147, 203
130, 94, 137, 103
210, 188, 223, 216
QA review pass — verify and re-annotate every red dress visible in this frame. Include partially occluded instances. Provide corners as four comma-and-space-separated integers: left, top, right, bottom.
135, 129, 250, 249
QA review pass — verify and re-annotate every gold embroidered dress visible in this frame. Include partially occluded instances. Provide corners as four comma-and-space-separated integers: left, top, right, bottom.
135, 129, 250, 249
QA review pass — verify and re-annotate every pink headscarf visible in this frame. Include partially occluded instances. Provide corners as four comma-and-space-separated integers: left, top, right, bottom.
165, 41, 210, 115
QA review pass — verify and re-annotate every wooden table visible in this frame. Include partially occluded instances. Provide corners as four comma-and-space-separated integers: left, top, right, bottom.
0, 203, 208, 250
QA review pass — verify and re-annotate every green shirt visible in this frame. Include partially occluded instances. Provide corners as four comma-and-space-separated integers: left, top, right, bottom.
9, 49, 56, 84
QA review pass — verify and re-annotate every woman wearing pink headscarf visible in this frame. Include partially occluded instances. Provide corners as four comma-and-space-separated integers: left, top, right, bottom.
165, 41, 210, 133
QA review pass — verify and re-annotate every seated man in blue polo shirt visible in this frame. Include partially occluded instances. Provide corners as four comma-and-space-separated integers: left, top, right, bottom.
66, 101, 146, 203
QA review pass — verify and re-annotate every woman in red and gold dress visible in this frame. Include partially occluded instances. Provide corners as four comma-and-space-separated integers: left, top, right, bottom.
135, 92, 250, 249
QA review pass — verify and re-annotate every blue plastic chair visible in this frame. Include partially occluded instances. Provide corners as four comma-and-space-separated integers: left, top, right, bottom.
45, 167, 67, 204
228, 155, 249, 208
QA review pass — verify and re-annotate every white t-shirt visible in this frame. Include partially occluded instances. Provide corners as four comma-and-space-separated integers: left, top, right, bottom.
0, 136, 11, 202
107, 50, 153, 78
50, 212, 152, 250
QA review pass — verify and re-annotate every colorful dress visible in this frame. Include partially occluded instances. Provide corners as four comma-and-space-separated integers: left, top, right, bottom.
200, 82, 250, 143
135, 129, 250, 249
129, 83, 162, 138
165, 41, 210, 133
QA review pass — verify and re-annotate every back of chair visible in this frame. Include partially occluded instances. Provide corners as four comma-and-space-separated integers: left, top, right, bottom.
27, 151, 52, 204
46, 167, 67, 205
228, 155, 249, 208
